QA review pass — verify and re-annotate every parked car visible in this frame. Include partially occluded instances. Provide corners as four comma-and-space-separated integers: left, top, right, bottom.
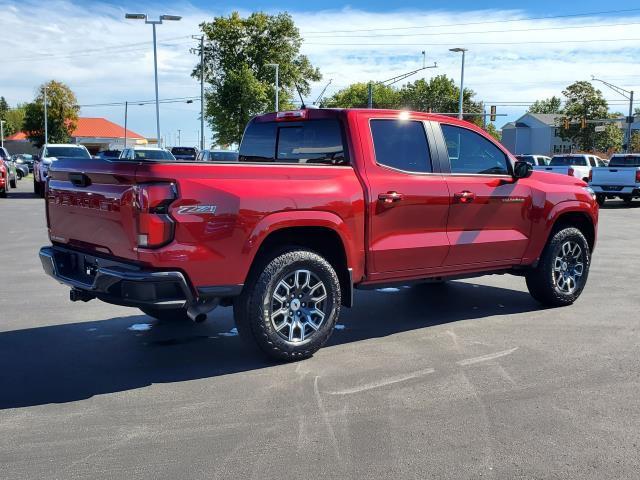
95, 149, 121, 160
0, 147, 17, 189
170, 146, 198, 161
534, 154, 600, 182
13, 154, 34, 173
0, 159, 9, 197
195, 149, 239, 162
33, 144, 92, 197
119, 146, 176, 161
590, 153, 640, 205
515, 154, 551, 167
14, 162, 29, 180
39, 108, 598, 360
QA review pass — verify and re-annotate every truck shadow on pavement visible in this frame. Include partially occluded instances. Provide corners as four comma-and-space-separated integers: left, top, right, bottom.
0, 281, 541, 409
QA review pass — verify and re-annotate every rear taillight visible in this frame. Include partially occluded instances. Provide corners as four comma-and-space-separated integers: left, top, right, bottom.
135, 183, 176, 248
568, 167, 575, 177
636, 170, 640, 183
588, 169, 593, 183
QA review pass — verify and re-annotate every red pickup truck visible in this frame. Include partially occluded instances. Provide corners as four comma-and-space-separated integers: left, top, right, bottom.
40, 108, 598, 360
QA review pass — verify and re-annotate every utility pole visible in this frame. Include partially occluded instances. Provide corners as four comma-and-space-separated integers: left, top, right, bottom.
368, 82, 373, 109
124, 101, 128, 149
449, 48, 467, 120
126, 13, 182, 149
43, 86, 49, 146
177, 129, 181, 146
0, 120, 5, 148
192, 35, 205, 150
591, 76, 634, 153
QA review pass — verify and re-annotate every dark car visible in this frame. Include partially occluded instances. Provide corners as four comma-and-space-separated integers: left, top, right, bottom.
196, 149, 239, 162
170, 146, 198, 161
95, 150, 121, 160
13, 154, 34, 173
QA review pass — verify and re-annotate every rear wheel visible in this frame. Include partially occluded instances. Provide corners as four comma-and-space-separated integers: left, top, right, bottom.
139, 307, 191, 323
596, 194, 606, 206
10, 178, 17, 189
234, 249, 341, 361
526, 227, 590, 307
622, 196, 633, 205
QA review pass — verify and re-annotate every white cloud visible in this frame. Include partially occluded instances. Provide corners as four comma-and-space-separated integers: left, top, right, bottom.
1, 0, 639, 142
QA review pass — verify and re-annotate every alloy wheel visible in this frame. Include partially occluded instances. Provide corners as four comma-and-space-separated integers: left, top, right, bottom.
552, 240, 585, 294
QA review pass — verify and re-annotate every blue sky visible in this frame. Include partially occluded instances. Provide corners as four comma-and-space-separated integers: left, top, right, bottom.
1, 0, 639, 146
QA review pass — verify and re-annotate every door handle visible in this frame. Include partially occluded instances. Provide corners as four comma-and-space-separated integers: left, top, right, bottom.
453, 191, 476, 203
378, 191, 404, 204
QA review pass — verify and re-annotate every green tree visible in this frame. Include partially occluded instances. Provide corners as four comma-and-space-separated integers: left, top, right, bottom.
559, 81, 609, 151
2, 104, 27, 137
23, 81, 79, 147
484, 123, 501, 141
322, 82, 400, 108
528, 96, 562, 114
629, 131, 640, 153
399, 75, 483, 123
594, 123, 623, 153
195, 12, 321, 145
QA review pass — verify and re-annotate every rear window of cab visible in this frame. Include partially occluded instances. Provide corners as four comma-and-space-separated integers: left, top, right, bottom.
239, 119, 349, 165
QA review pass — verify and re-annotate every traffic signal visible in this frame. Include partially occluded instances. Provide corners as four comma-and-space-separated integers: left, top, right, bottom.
490, 105, 496, 122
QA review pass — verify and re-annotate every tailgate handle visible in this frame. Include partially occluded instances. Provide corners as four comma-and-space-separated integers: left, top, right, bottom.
609, 169, 618, 172
69, 173, 91, 187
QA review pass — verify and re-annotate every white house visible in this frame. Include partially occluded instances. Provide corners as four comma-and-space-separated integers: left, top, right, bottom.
501, 113, 573, 156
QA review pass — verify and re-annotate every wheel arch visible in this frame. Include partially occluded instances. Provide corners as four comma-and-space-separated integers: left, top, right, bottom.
244, 213, 358, 307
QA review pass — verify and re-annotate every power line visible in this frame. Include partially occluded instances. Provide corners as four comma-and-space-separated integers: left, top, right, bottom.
300, 7, 640, 34
304, 37, 640, 47
303, 21, 640, 38
79, 96, 200, 108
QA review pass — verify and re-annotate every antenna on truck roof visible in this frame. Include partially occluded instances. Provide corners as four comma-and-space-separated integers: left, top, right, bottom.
294, 83, 306, 109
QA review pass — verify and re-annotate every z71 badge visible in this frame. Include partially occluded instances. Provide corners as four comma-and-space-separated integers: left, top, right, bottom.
177, 205, 217, 215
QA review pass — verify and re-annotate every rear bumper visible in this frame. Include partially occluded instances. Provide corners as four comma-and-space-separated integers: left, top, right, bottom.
39, 245, 242, 309
591, 185, 640, 196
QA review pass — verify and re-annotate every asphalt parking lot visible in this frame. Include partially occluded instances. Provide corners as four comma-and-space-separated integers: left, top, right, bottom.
1, 179, 639, 479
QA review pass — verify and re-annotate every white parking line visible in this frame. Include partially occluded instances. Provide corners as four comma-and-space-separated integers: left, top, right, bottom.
457, 347, 519, 366
327, 367, 436, 395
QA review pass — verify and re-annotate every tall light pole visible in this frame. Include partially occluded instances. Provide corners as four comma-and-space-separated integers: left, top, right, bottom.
125, 13, 182, 147
591, 76, 634, 153
0, 120, 5, 148
123, 101, 128, 149
192, 35, 205, 150
450, 48, 468, 120
267, 63, 279, 112
43, 86, 49, 146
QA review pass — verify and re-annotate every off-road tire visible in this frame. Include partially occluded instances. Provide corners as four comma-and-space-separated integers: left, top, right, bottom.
139, 307, 192, 323
526, 227, 590, 307
234, 249, 341, 361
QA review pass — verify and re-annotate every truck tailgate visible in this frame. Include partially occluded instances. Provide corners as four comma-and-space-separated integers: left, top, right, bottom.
46, 159, 139, 260
536, 166, 569, 175
591, 167, 638, 186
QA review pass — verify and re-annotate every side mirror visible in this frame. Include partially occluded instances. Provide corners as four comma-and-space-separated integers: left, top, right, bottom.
513, 160, 533, 179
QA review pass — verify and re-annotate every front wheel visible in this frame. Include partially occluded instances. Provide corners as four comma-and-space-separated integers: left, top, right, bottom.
234, 249, 341, 361
596, 194, 606, 207
526, 227, 590, 307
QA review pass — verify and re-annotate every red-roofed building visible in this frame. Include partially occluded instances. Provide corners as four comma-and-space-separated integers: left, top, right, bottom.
5, 117, 148, 155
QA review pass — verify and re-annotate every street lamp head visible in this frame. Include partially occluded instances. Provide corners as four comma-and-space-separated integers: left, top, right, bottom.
160, 15, 182, 21
125, 13, 146, 20
449, 48, 467, 53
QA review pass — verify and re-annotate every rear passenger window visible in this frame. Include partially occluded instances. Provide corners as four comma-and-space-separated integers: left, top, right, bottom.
370, 120, 432, 173
239, 119, 347, 165
441, 124, 510, 175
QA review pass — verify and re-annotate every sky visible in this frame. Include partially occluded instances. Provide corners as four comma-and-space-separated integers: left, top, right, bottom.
1, 0, 640, 146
